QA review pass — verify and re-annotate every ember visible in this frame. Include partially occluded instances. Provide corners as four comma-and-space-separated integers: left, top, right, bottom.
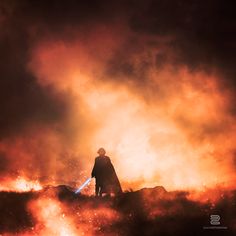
0, 177, 42, 192
0, 0, 235, 235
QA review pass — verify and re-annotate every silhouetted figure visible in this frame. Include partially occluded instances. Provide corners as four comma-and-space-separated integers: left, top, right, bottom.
91, 148, 122, 197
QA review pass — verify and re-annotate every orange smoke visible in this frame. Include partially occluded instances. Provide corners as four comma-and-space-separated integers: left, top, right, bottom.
0, 26, 235, 192
25, 33, 236, 191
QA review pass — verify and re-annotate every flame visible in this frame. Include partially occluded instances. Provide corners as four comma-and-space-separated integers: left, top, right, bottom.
27, 197, 80, 236
0, 176, 42, 192
25, 193, 121, 236
186, 185, 234, 203
14, 177, 42, 192
0, 29, 235, 192
25, 38, 236, 191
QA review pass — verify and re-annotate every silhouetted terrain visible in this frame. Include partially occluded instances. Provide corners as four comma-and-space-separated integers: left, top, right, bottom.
0, 185, 235, 235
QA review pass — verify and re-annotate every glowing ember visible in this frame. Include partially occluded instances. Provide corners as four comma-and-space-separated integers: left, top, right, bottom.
0, 177, 42, 192
0, 1, 235, 236
25, 39, 236, 192
28, 197, 79, 236
0, 5, 235, 194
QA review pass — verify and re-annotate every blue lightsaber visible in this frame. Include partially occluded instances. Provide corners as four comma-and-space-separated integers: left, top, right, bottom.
75, 177, 92, 194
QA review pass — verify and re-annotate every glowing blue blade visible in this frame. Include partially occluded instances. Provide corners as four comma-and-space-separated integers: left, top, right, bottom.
75, 177, 92, 194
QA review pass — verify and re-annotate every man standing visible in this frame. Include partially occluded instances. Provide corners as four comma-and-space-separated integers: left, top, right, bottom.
91, 148, 122, 197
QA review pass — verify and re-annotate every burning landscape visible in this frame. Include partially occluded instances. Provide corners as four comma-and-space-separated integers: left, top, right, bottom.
0, 0, 235, 235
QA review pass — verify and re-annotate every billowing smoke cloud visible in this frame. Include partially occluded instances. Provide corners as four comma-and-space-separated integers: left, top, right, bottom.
0, 0, 235, 190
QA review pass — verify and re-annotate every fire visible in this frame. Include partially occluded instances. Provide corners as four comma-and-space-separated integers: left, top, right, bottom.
25, 194, 121, 236
0, 3, 235, 236
74, 205, 121, 234
27, 197, 80, 236
14, 177, 42, 192
25, 37, 236, 191
0, 29, 234, 193
0, 176, 42, 192
187, 185, 234, 203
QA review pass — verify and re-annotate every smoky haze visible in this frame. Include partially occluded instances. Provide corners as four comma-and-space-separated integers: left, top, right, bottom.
0, 0, 235, 190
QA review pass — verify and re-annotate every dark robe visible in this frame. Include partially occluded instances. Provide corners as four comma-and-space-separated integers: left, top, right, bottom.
91, 156, 122, 196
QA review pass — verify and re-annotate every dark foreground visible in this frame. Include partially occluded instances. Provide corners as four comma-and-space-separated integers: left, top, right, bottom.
0, 185, 235, 236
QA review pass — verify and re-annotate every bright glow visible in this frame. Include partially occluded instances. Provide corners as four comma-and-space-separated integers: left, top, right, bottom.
0, 176, 42, 192
28, 197, 79, 236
